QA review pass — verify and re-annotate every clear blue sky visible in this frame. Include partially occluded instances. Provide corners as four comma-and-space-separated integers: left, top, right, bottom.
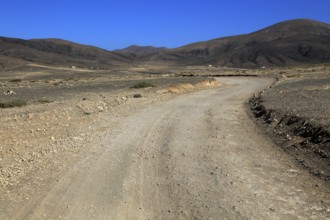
1, 0, 329, 50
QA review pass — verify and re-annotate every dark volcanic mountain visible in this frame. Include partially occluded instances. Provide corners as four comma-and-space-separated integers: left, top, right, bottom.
114, 45, 167, 57
136, 19, 330, 68
0, 37, 132, 70
1, 19, 329, 70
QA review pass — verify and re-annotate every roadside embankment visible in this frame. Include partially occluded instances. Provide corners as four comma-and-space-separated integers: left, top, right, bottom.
249, 75, 330, 182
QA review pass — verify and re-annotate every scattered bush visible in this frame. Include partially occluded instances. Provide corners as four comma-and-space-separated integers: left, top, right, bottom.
0, 99, 27, 108
130, 82, 155, 89
37, 99, 53, 104
9, 79, 22, 83
133, 94, 143, 98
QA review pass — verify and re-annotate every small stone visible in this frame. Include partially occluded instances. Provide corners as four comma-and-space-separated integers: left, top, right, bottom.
269, 207, 275, 212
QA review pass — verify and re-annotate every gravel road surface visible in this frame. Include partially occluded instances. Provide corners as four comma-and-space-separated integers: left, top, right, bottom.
7, 78, 330, 219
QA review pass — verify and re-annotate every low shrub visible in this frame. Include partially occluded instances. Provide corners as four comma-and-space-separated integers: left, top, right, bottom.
130, 82, 155, 89
37, 99, 53, 104
9, 79, 22, 83
0, 99, 27, 108
133, 94, 143, 98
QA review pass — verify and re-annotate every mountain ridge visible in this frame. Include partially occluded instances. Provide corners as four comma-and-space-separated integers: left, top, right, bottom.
1, 18, 329, 70
136, 18, 330, 67
114, 45, 167, 56
0, 36, 132, 70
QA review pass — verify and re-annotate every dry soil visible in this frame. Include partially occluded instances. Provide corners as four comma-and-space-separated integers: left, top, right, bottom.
1, 77, 329, 219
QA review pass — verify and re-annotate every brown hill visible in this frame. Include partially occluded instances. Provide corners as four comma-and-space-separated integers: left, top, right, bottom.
1, 19, 329, 70
114, 45, 167, 57
136, 19, 330, 68
0, 37, 132, 71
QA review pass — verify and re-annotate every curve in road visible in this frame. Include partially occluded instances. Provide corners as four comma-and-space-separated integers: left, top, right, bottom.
12, 77, 330, 219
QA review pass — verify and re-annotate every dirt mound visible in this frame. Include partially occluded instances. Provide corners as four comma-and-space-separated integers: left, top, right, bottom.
163, 78, 219, 94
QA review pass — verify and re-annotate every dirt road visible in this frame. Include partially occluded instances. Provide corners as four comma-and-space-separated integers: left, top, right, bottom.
9, 78, 330, 219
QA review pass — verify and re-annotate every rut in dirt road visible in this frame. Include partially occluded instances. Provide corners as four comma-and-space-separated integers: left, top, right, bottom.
10, 78, 330, 219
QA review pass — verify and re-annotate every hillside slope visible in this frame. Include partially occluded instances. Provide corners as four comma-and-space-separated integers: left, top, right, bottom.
0, 37, 132, 70
137, 19, 330, 68
1, 19, 329, 70
114, 45, 167, 57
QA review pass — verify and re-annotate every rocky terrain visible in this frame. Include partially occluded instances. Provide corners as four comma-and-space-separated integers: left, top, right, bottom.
1, 74, 329, 219
249, 71, 330, 183
0, 64, 329, 218
0, 74, 218, 193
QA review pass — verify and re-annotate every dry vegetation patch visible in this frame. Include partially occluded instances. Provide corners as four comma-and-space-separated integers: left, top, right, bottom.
163, 78, 219, 94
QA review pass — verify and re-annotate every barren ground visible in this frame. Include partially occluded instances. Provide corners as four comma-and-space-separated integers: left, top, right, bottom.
249, 73, 330, 183
0, 70, 329, 219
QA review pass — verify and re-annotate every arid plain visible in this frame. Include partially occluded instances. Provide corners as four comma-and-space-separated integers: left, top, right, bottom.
0, 63, 329, 219
1, 18, 330, 219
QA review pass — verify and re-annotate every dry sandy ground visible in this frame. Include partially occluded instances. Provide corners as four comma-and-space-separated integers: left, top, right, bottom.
1, 77, 329, 219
